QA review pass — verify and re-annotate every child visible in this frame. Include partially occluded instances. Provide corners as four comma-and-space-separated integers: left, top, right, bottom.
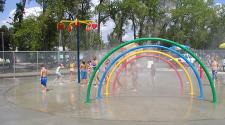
222, 57, 225, 72
40, 64, 48, 93
55, 63, 64, 82
103, 59, 110, 84
91, 56, 98, 70
69, 60, 75, 81
114, 61, 124, 92
80, 60, 87, 86
87, 60, 92, 81
104, 59, 110, 70
150, 63, 156, 82
130, 62, 138, 92
211, 57, 219, 86
92, 56, 100, 87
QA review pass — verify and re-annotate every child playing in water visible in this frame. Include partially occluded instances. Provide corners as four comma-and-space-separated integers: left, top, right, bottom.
87, 60, 92, 82
91, 56, 98, 70
69, 60, 75, 81
80, 60, 87, 86
130, 62, 138, 92
103, 59, 110, 84
150, 63, 156, 82
40, 64, 48, 93
92, 56, 100, 87
55, 63, 64, 82
211, 57, 219, 86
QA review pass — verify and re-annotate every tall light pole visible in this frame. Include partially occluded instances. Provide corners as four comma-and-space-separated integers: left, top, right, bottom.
1, 32, 4, 72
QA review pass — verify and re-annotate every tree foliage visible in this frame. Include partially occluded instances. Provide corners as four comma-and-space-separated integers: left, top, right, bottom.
0, 25, 12, 51
3, 0, 225, 50
10, 0, 103, 51
0, 0, 6, 12
166, 0, 216, 48
12, 16, 42, 51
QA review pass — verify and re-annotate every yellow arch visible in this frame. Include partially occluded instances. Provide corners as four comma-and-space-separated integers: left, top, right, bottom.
105, 50, 194, 96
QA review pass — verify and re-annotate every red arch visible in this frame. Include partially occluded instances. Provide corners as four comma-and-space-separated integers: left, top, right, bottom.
112, 54, 184, 94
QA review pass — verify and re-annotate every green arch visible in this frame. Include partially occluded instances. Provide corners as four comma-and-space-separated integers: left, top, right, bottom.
86, 38, 216, 103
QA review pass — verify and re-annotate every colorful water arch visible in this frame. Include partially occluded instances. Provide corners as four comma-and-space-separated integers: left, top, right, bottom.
112, 54, 184, 95
98, 45, 203, 99
104, 50, 190, 95
86, 38, 216, 103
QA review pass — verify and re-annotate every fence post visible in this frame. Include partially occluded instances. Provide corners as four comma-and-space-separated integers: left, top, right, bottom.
1, 32, 4, 73
37, 51, 39, 73
13, 51, 15, 79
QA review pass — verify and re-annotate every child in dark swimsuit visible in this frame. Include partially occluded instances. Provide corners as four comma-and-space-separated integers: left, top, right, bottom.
92, 56, 97, 70
86, 60, 92, 81
80, 61, 87, 86
104, 59, 110, 84
92, 56, 99, 87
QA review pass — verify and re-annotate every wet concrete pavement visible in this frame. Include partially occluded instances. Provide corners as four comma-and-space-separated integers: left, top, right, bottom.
1, 69, 225, 125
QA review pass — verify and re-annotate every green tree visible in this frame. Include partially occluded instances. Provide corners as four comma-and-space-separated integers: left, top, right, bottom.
209, 4, 225, 49
12, 14, 58, 51
96, 0, 104, 34
12, 16, 42, 50
10, 0, 225, 50
165, 0, 216, 48
0, 0, 6, 12
95, 0, 123, 42
39, 12, 58, 51
121, 0, 148, 39
40, 0, 95, 50
0, 25, 12, 51
14, 1, 26, 23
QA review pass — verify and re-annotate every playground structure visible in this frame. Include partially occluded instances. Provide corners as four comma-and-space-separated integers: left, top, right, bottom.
100, 45, 203, 98
104, 50, 194, 96
2, 38, 225, 124
57, 18, 97, 84
111, 53, 185, 95
86, 38, 216, 103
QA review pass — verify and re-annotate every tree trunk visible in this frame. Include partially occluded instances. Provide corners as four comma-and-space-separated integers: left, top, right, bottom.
138, 20, 144, 38
132, 15, 136, 39
22, 0, 26, 7
42, 0, 47, 13
97, 12, 101, 34
97, 0, 104, 34
118, 14, 124, 43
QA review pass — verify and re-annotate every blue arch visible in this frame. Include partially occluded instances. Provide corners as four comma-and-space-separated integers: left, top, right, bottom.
97, 45, 204, 99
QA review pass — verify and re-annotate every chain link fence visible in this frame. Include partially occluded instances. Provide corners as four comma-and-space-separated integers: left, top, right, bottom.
0, 50, 109, 78
0, 49, 224, 78
193, 50, 225, 71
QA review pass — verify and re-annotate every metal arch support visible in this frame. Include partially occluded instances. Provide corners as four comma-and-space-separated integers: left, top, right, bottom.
86, 38, 215, 103
103, 50, 193, 97
98, 45, 204, 100
111, 54, 184, 95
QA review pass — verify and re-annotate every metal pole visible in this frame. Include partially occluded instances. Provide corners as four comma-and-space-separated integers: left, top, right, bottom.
13, 51, 15, 79
77, 25, 81, 84
37, 51, 39, 73
1, 32, 4, 72
58, 30, 62, 64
